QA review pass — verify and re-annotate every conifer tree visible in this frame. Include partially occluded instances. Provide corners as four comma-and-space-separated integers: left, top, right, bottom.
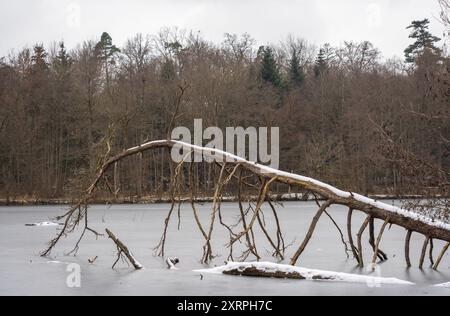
54, 42, 72, 78
259, 46, 281, 87
404, 19, 441, 63
314, 48, 328, 78
288, 48, 305, 87
95, 32, 120, 88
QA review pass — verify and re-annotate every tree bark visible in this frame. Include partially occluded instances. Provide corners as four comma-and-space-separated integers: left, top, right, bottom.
433, 242, 449, 270
357, 216, 371, 267
347, 208, 360, 263
405, 230, 413, 268
419, 236, 430, 269
371, 218, 390, 268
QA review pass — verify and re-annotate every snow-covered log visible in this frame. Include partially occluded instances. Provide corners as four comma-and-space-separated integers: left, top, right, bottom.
195, 262, 414, 285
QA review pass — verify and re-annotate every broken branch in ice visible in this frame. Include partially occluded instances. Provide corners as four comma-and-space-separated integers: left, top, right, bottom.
106, 228, 143, 270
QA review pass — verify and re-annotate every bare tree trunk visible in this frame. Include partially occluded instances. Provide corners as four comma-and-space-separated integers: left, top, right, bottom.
114, 162, 119, 198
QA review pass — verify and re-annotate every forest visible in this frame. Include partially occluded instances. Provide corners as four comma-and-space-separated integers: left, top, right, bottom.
0, 17, 449, 203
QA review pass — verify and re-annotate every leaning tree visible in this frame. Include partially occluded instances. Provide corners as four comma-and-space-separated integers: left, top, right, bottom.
41, 139, 450, 271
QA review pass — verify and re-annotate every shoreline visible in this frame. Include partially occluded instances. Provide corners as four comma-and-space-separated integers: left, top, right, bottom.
0, 193, 427, 206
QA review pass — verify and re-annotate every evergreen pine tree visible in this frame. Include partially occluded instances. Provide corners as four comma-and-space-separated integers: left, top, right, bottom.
288, 48, 305, 87
259, 46, 281, 87
404, 19, 441, 63
314, 48, 327, 78
95, 32, 121, 61
160, 58, 176, 82
31, 45, 49, 73
95, 32, 120, 90
54, 42, 72, 77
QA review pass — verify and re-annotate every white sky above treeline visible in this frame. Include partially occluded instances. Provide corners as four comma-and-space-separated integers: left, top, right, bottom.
0, 0, 446, 58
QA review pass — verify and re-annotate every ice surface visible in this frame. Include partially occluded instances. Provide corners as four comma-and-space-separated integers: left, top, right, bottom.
1, 203, 449, 296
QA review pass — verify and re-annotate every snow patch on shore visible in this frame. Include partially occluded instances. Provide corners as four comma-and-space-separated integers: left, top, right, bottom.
195, 262, 415, 286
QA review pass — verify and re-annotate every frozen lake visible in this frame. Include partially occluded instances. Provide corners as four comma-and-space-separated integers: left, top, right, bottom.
0, 201, 449, 296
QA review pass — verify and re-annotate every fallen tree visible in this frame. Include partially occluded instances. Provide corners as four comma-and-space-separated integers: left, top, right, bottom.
41, 140, 450, 270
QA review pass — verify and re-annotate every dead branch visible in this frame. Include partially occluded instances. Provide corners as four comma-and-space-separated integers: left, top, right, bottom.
237, 171, 260, 260
154, 151, 189, 257
419, 236, 430, 269
166, 84, 188, 139
370, 217, 390, 269
405, 230, 413, 268
229, 177, 278, 248
202, 163, 227, 263
312, 193, 350, 258
433, 242, 449, 270
357, 215, 371, 268
429, 238, 435, 266
369, 217, 388, 261
188, 162, 210, 251
217, 165, 242, 258
256, 210, 283, 259
41, 199, 89, 257
67, 207, 103, 256
325, 210, 351, 258
347, 209, 360, 263
291, 200, 333, 265
266, 197, 286, 257
106, 228, 143, 270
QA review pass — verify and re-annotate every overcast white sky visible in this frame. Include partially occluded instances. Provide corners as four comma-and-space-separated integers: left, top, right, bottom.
0, 0, 445, 58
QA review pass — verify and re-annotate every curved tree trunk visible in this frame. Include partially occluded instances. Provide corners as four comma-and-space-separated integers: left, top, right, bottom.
85, 140, 450, 242
43, 140, 450, 269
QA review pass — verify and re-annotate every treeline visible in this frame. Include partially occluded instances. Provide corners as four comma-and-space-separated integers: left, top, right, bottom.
0, 20, 449, 200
